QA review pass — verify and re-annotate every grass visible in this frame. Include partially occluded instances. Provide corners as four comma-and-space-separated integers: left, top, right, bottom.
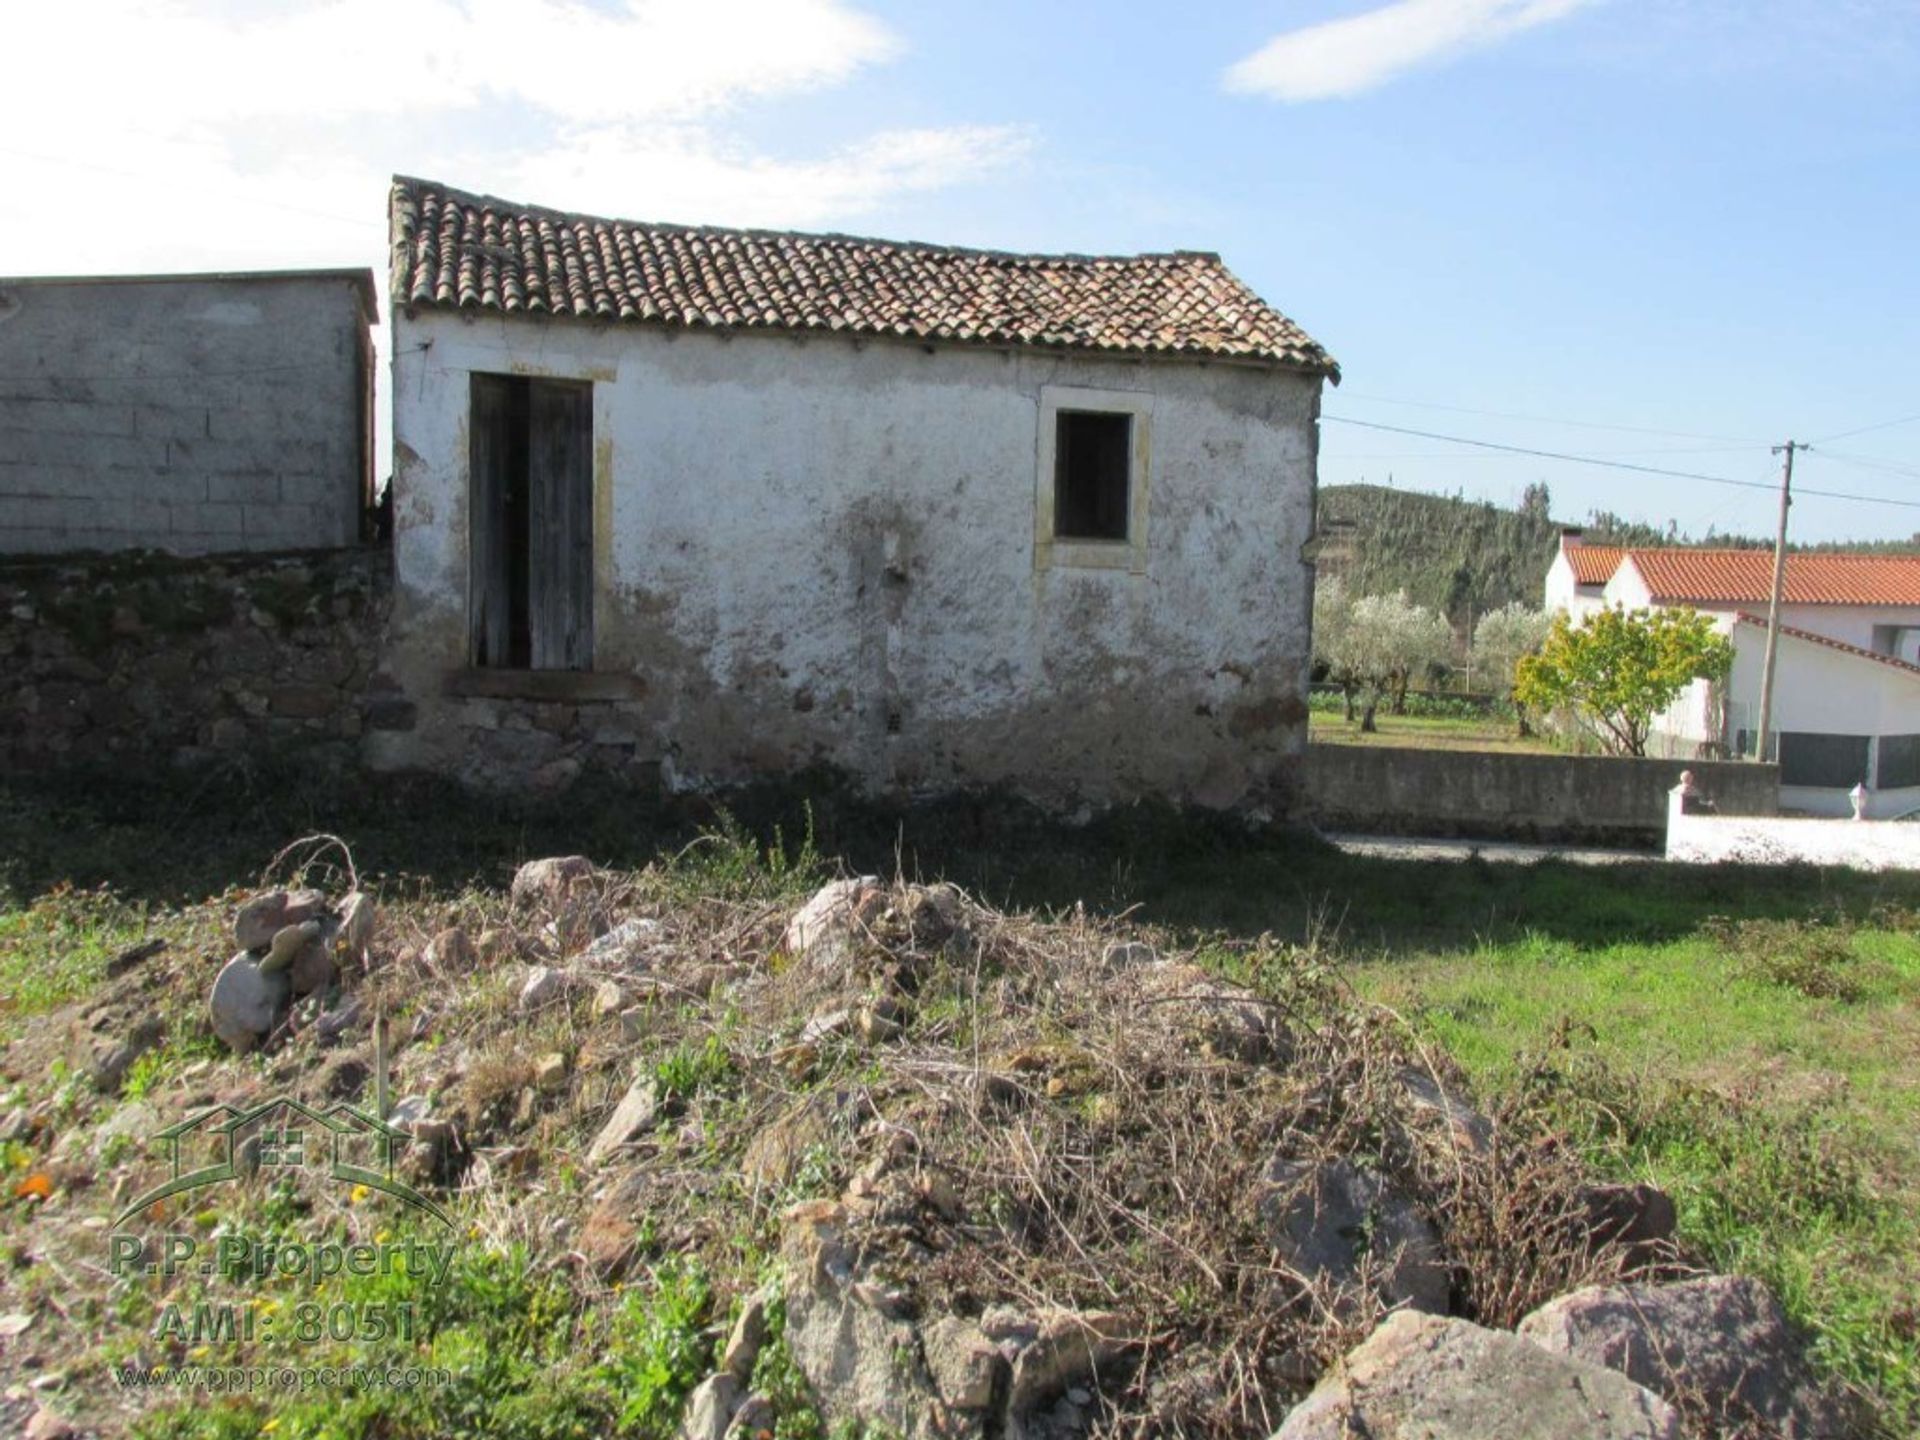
1307, 709, 1566, 753
6, 764, 1920, 1434
1357, 912, 1920, 1430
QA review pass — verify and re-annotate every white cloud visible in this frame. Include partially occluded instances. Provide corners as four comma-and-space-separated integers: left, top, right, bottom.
0, 0, 1024, 278
1224, 0, 1597, 102
508, 124, 1034, 229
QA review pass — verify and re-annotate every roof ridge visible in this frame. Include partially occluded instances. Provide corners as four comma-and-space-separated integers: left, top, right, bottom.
387, 175, 1338, 375
392, 175, 1226, 270
1630, 546, 1920, 562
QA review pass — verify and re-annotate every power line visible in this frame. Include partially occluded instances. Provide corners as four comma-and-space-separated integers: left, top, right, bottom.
1332, 390, 1768, 446
1813, 450, 1920, 483
1812, 410, 1920, 445
1321, 415, 1920, 510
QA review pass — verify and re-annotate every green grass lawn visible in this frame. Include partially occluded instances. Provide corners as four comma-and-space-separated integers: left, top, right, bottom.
5, 764, 1919, 1432
1307, 709, 1570, 753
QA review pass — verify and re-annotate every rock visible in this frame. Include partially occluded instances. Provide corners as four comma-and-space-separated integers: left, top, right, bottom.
477, 927, 516, 962
742, 1099, 832, 1189
921, 1316, 1006, 1412
339, 891, 376, 958
512, 855, 595, 909
1140, 962, 1288, 1065
1396, 1067, 1495, 1157
25, 1407, 76, 1440
680, 1373, 742, 1440
904, 883, 964, 945
259, 920, 321, 975
856, 1002, 902, 1043
580, 917, 664, 967
88, 1017, 164, 1093
1577, 1183, 1677, 1268
1275, 1311, 1682, 1440
424, 927, 475, 971
779, 1204, 939, 1437
519, 965, 570, 1012
209, 954, 291, 1052
387, 1094, 432, 1129
722, 1394, 773, 1440
722, 1293, 770, 1382
399, 1117, 464, 1189
800, 1009, 854, 1046
1261, 1157, 1448, 1315
1517, 1276, 1845, 1438
235, 889, 328, 951
534, 1053, 569, 1092
619, 1007, 647, 1041
580, 1200, 642, 1280
287, 933, 335, 998
1006, 1309, 1138, 1413
315, 998, 365, 1042
592, 980, 627, 1020
1102, 940, 1157, 969
781, 877, 883, 962
586, 1075, 661, 1166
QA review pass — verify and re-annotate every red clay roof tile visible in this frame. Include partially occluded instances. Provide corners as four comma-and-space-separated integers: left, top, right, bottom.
1628, 550, 1920, 606
388, 176, 1337, 375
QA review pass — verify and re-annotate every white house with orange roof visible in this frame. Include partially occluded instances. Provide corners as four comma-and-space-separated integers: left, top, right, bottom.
1548, 533, 1920, 816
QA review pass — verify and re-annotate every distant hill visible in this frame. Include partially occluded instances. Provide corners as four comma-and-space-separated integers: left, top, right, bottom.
1314, 483, 1918, 628
1314, 485, 1564, 626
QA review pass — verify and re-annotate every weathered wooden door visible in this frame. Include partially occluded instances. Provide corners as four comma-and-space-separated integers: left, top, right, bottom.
528, 380, 593, 671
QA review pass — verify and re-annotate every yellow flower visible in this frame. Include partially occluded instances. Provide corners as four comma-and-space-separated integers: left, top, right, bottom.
349, 1184, 371, 1205
263, 1420, 281, 1434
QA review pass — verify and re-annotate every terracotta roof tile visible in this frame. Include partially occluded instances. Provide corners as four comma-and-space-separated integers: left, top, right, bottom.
1735, 612, 1920, 677
1564, 543, 1625, 586
1627, 549, 1920, 606
389, 176, 1337, 375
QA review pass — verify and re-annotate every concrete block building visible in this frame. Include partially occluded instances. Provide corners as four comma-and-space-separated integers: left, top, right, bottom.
0, 270, 377, 555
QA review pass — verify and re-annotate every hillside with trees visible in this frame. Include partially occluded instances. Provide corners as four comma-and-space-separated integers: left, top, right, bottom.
1314, 482, 1914, 629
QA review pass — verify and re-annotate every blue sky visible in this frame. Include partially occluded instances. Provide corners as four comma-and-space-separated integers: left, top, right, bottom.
4, 1, 1915, 542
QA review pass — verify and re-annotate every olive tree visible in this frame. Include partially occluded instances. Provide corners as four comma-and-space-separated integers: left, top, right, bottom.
1316, 585, 1452, 732
1470, 602, 1552, 735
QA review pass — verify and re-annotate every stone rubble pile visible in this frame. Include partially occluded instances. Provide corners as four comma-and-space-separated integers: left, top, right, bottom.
645, 879, 1852, 1440
209, 886, 377, 1052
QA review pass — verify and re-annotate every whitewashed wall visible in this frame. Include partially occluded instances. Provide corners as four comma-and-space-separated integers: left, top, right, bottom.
375, 310, 1324, 809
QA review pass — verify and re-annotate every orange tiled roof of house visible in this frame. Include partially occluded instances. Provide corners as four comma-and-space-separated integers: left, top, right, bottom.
388, 176, 1338, 375
1735, 613, 1920, 676
1564, 542, 1626, 586
1628, 549, 1920, 606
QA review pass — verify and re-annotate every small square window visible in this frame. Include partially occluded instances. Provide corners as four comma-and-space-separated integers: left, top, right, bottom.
1053, 410, 1132, 541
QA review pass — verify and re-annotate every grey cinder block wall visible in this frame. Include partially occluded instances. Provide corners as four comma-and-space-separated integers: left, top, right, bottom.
0, 270, 377, 555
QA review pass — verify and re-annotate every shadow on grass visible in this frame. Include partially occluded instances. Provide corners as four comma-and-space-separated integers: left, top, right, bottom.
5, 760, 1917, 955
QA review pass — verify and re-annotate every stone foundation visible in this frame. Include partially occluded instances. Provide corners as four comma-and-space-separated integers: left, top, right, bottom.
0, 547, 389, 772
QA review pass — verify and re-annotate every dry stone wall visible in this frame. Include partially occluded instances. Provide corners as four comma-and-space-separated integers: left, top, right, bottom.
0, 547, 391, 772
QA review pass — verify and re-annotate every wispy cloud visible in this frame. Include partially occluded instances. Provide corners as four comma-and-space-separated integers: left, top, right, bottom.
1224, 0, 1597, 102
0, 0, 1027, 275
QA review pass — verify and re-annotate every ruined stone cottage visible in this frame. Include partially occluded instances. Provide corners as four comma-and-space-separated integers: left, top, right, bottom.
372, 176, 1338, 810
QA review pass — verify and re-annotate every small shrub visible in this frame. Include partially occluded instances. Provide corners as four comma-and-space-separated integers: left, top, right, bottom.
1704, 916, 1867, 1002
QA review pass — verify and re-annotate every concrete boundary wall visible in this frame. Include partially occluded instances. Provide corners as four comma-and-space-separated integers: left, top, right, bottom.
1305, 744, 1779, 846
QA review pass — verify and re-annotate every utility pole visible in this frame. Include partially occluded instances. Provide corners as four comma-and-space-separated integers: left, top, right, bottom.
1753, 440, 1804, 762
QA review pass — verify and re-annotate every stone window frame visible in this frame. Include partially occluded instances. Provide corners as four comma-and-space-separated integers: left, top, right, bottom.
1034, 384, 1153, 574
